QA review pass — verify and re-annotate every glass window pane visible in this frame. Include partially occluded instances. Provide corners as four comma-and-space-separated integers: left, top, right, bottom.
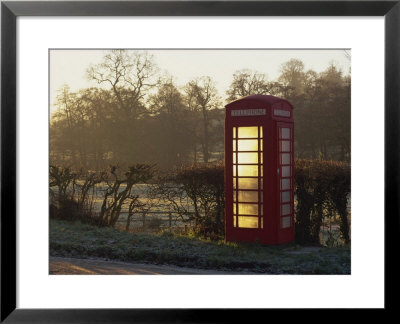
281, 128, 290, 139
261, 217, 263, 229
237, 165, 258, 177
233, 203, 237, 214
238, 178, 259, 190
238, 203, 258, 215
260, 139, 263, 151
280, 140, 290, 152
233, 191, 236, 202
282, 166, 291, 177
237, 190, 258, 202
282, 216, 291, 228
233, 153, 236, 164
281, 178, 290, 190
238, 139, 258, 151
282, 204, 291, 215
238, 126, 258, 138
233, 140, 236, 151
233, 167, 236, 177
233, 216, 237, 227
237, 152, 258, 164
281, 153, 290, 165
274, 109, 291, 118
260, 126, 263, 138
233, 127, 236, 139
281, 191, 291, 203
260, 153, 263, 164
238, 216, 258, 228
260, 204, 263, 215
233, 178, 237, 189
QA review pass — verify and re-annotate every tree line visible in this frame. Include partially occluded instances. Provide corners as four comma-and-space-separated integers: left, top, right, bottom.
50, 50, 350, 170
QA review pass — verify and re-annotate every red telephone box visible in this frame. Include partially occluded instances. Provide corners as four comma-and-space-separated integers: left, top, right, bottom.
225, 95, 294, 244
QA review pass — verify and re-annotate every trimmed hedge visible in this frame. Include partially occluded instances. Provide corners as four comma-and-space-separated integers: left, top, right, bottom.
157, 163, 225, 238
170, 159, 350, 245
294, 159, 350, 245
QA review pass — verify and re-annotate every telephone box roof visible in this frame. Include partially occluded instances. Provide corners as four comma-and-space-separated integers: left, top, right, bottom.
225, 94, 294, 110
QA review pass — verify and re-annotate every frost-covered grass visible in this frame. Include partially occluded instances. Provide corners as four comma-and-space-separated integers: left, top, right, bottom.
50, 220, 350, 274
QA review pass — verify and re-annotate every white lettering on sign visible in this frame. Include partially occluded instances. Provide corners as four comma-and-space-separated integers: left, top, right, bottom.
231, 109, 266, 117
274, 109, 291, 117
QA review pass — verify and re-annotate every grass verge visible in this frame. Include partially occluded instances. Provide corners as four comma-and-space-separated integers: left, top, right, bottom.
50, 220, 350, 274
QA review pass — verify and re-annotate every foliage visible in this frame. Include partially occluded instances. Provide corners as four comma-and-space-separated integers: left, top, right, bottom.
226, 69, 272, 101
155, 163, 225, 238
49, 165, 104, 224
148, 79, 195, 167
184, 77, 223, 163
50, 51, 223, 170
285, 61, 351, 161
294, 159, 351, 245
153, 160, 350, 243
227, 61, 351, 161
49, 164, 154, 229
50, 51, 350, 171
146, 216, 163, 231
50, 159, 350, 245
324, 229, 342, 248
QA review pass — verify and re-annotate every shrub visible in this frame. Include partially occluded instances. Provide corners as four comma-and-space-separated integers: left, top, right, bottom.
49, 165, 104, 224
294, 159, 350, 245
156, 163, 225, 238
49, 160, 350, 245
146, 216, 163, 231
49, 164, 154, 228
98, 164, 154, 227
155, 160, 350, 244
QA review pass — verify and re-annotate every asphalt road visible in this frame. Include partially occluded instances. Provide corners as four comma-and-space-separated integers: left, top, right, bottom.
49, 256, 240, 275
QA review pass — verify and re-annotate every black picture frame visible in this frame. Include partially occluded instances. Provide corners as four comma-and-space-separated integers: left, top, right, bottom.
1, 0, 399, 322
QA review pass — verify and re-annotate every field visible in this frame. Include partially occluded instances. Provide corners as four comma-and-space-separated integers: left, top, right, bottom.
50, 220, 350, 274
50, 182, 351, 242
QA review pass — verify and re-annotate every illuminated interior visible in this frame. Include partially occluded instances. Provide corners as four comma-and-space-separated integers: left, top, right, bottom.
233, 126, 263, 229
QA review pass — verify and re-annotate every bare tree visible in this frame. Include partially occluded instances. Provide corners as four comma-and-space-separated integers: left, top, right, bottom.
226, 69, 271, 101
184, 77, 221, 163
343, 49, 351, 61
98, 164, 154, 227
86, 50, 159, 164
87, 49, 158, 118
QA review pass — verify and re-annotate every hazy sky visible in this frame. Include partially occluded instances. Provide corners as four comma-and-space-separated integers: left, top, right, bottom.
50, 49, 350, 111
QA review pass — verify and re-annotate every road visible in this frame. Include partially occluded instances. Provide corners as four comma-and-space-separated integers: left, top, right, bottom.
50, 256, 240, 275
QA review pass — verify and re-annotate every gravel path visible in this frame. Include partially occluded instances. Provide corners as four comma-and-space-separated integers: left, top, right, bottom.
49, 256, 241, 275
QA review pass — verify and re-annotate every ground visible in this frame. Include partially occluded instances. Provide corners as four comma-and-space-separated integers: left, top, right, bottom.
50, 256, 241, 275
50, 220, 351, 275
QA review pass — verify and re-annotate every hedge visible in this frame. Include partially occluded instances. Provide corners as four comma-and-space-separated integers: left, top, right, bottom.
294, 159, 350, 245
170, 159, 350, 244
49, 159, 351, 245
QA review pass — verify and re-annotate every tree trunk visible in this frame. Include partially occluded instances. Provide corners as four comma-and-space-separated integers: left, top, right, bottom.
202, 106, 209, 163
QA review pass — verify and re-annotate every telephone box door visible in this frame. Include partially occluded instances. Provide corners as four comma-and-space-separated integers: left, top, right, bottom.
276, 122, 295, 240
